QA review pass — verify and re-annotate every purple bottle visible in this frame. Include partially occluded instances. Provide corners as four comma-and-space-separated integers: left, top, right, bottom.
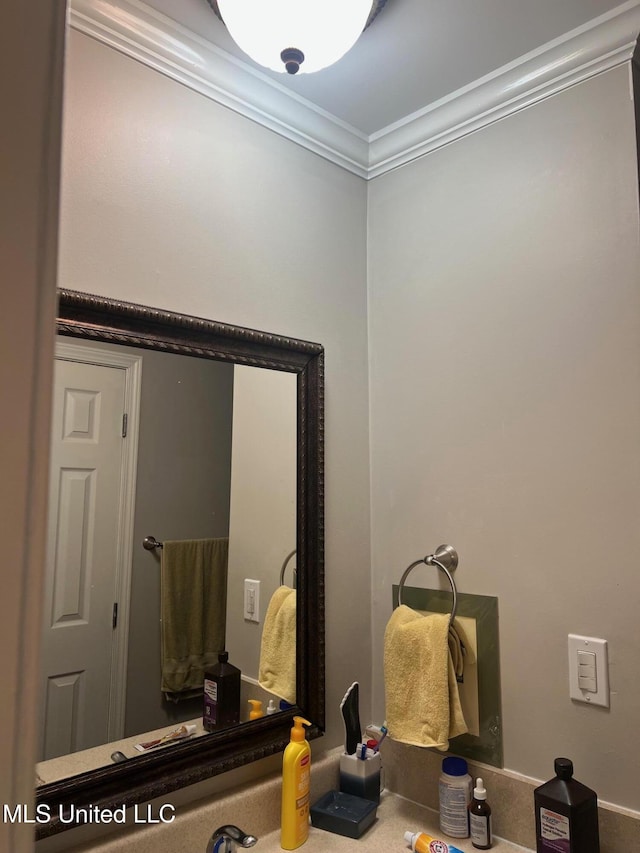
534, 758, 599, 853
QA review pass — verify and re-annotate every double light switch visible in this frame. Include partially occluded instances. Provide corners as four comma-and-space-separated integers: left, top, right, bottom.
576, 650, 597, 692
568, 634, 609, 708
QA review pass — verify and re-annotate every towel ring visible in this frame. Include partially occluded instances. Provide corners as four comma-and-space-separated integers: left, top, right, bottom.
397, 544, 459, 626
279, 549, 297, 587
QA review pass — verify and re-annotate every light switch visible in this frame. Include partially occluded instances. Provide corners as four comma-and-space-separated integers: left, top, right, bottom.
577, 650, 596, 670
577, 650, 596, 692
568, 634, 609, 708
578, 675, 597, 692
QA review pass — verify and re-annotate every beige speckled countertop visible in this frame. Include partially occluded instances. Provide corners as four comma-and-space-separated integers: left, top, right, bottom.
36, 742, 639, 853
257, 792, 531, 853
36, 747, 533, 853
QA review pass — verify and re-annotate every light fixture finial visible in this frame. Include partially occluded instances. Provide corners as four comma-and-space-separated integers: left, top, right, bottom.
280, 47, 305, 75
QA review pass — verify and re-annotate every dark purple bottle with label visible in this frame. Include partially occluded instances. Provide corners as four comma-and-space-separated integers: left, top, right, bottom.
534, 758, 599, 853
203, 651, 240, 732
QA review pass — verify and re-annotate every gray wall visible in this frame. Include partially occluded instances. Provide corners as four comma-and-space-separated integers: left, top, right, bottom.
368, 64, 640, 809
226, 366, 297, 682
125, 348, 234, 735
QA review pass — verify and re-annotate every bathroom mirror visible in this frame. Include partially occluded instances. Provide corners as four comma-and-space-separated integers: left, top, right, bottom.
35, 289, 324, 838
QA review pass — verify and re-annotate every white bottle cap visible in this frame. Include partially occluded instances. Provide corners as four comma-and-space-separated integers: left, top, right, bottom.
404, 831, 416, 847
473, 777, 487, 800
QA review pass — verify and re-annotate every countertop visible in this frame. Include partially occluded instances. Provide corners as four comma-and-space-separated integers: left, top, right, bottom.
256, 791, 531, 853
36, 746, 538, 853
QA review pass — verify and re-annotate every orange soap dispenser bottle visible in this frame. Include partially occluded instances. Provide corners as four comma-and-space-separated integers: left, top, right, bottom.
281, 716, 312, 850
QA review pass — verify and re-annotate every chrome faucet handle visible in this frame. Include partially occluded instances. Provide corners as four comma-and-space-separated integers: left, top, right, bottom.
206, 825, 258, 853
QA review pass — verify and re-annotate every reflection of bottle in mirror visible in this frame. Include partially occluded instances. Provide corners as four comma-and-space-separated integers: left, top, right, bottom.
203, 651, 241, 732
248, 699, 263, 719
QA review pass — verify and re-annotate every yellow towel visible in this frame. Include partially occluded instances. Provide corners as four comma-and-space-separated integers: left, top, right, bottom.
384, 605, 468, 749
161, 538, 228, 698
259, 585, 296, 704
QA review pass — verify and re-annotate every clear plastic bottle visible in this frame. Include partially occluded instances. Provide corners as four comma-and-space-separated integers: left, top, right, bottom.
469, 777, 492, 849
439, 756, 472, 838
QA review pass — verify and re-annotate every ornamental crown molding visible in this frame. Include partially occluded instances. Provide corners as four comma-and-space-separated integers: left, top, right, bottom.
70, 0, 640, 179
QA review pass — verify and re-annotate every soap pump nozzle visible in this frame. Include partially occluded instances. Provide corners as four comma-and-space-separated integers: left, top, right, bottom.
290, 716, 311, 742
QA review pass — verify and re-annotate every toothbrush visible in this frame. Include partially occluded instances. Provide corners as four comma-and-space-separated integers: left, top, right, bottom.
373, 721, 388, 753
134, 723, 196, 752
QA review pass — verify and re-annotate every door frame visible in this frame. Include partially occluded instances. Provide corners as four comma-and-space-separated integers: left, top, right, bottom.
54, 339, 142, 741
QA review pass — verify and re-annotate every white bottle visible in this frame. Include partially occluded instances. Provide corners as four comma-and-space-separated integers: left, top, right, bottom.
439, 757, 472, 838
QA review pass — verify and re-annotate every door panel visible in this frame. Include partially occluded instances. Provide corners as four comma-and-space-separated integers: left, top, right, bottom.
41, 359, 126, 760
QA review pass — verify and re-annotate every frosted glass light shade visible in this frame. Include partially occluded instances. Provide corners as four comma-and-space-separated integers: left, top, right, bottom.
216, 0, 374, 74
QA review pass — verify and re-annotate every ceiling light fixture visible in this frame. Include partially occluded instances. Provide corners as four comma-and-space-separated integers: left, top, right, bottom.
207, 1, 388, 75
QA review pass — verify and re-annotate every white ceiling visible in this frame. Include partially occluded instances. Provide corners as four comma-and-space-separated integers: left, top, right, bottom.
138, 0, 628, 135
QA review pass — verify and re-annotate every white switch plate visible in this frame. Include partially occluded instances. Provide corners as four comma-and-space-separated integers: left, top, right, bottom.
244, 579, 260, 623
568, 634, 609, 708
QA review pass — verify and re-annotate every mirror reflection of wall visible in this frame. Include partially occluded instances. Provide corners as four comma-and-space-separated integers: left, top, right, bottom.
125, 343, 234, 737
226, 366, 297, 685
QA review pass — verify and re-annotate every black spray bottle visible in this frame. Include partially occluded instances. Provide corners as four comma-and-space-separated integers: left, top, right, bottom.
534, 758, 599, 853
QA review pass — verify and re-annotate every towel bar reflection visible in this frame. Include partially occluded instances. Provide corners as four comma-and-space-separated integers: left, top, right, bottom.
279, 549, 297, 587
143, 535, 163, 551
397, 544, 459, 626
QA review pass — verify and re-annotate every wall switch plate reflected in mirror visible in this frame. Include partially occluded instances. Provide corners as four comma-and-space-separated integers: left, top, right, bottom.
244, 579, 261, 622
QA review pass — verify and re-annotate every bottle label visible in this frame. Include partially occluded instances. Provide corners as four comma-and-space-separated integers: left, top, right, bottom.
297, 764, 310, 799
470, 813, 491, 845
204, 678, 218, 701
203, 678, 218, 724
539, 807, 570, 852
439, 779, 471, 837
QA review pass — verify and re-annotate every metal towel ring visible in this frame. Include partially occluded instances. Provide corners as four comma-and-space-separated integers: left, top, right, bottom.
397, 544, 459, 626
279, 549, 297, 587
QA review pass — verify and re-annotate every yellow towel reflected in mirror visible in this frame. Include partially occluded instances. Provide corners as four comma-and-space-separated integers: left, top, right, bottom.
259, 585, 296, 705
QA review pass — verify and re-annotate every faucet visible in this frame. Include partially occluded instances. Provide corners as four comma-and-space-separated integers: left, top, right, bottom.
206, 825, 258, 853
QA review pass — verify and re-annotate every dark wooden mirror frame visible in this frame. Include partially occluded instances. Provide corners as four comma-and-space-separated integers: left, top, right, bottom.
36, 289, 324, 839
